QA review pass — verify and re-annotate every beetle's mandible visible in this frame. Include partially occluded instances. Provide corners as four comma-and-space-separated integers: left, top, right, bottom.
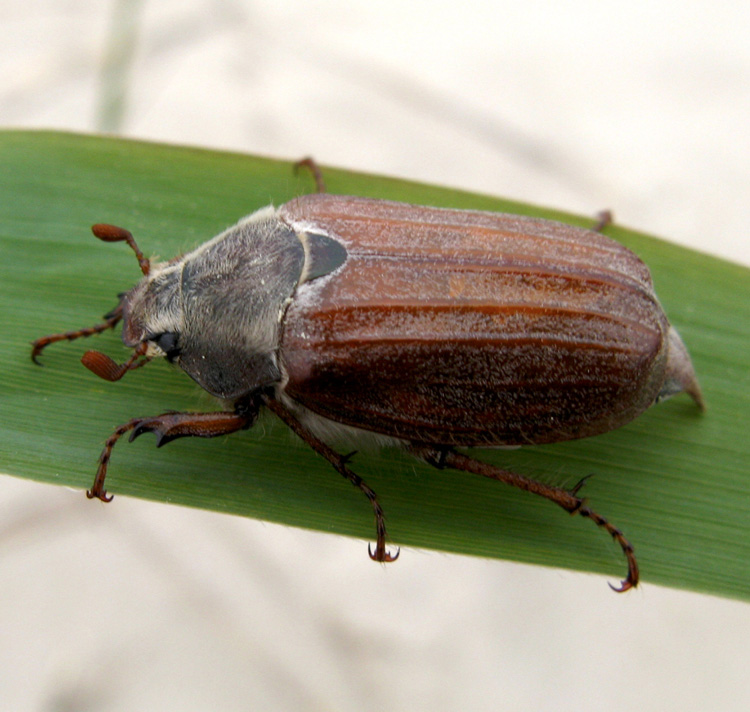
32, 183, 704, 591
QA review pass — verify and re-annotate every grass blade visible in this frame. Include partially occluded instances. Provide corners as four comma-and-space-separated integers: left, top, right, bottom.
1, 130, 747, 599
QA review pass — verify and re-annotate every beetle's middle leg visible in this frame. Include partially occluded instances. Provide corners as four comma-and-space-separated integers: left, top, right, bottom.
262, 395, 398, 563
294, 157, 327, 193
410, 444, 638, 592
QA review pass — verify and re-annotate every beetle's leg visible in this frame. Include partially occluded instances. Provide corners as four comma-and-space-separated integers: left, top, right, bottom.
294, 157, 327, 193
410, 444, 638, 592
89, 417, 144, 502
88, 409, 254, 502
262, 395, 398, 563
591, 210, 613, 232
31, 304, 123, 364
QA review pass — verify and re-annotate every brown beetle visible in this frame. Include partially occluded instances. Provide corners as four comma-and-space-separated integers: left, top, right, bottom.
32, 189, 704, 591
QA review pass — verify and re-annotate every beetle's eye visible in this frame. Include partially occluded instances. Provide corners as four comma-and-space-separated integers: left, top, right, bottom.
153, 332, 180, 361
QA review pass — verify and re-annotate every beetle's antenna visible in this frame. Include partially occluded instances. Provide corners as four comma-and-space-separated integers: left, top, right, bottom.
81, 342, 152, 382
91, 224, 150, 276
31, 223, 147, 364
31, 303, 124, 365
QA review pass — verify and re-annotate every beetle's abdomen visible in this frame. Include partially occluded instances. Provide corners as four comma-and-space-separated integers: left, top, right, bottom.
278, 195, 672, 446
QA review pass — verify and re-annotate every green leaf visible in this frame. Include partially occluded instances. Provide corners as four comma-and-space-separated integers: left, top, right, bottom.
1, 130, 748, 599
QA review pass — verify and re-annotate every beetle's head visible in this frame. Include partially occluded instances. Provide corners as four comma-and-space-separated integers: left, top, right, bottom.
77, 224, 183, 382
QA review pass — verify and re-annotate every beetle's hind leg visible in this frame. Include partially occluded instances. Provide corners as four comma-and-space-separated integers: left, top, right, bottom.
410, 444, 638, 592
263, 396, 399, 563
591, 210, 613, 232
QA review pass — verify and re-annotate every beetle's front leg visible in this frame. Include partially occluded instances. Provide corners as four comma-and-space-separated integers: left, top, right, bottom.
31, 302, 124, 365
88, 409, 255, 502
410, 444, 639, 592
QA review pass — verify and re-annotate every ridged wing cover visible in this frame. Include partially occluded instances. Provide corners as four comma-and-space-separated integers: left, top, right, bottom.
277, 194, 670, 446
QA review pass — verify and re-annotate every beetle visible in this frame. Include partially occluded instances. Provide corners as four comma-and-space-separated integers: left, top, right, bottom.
31, 176, 704, 591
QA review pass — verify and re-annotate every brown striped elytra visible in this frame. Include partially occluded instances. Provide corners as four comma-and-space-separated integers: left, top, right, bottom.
278, 195, 702, 448
31, 186, 703, 591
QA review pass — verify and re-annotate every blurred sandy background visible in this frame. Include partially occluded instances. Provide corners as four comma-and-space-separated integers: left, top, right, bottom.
1, 1, 749, 710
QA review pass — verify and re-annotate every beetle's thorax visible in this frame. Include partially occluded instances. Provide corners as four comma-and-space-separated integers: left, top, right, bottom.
121, 206, 307, 400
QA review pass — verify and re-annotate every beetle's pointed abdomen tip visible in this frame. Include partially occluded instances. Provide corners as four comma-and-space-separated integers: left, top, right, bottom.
659, 327, 705, 411
685, 378, 706, 412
